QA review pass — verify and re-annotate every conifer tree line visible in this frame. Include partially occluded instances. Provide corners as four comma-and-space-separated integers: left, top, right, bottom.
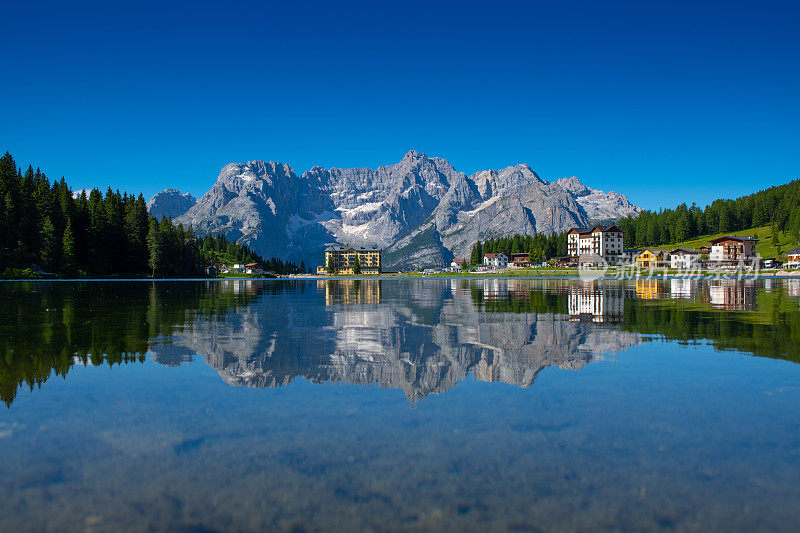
0, 151, 302, 277
616, 179, 800, 248
469, 232, 569, 265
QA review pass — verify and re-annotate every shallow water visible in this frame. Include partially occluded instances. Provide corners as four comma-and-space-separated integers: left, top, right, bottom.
1, 278, 800, 531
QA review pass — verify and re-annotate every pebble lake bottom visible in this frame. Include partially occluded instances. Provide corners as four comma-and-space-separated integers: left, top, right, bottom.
1, 278, 799, 531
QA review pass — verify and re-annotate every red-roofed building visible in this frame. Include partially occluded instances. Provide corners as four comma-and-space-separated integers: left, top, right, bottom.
483, 253, 508, 269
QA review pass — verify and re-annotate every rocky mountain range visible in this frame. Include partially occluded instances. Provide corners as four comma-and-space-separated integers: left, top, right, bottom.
162, 151, 640, 269
147, 188, 197, 220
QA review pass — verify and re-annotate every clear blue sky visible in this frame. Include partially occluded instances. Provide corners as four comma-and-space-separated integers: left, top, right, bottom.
1, 0, 798, 210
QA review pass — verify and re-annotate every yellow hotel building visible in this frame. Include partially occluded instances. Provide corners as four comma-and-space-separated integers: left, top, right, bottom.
318, 245, 382, 275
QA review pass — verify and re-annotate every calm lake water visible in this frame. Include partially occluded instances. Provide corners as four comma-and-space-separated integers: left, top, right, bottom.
2, 278, 800, 531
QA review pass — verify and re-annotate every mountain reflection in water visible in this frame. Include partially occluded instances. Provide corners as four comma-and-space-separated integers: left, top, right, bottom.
2, 277, 800, 406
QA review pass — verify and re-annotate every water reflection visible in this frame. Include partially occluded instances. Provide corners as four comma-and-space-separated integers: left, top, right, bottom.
2, 277, 800, 406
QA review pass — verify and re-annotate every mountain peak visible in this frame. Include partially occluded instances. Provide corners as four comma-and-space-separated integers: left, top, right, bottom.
402, 149, 428, 162
556, 176, 589, 196
147, 189, 197, 220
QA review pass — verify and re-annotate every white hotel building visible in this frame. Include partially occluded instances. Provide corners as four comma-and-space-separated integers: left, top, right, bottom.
567, 225, 625, 264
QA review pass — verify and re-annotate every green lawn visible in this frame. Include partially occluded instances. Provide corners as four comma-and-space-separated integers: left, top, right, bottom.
656, 225, 798, 260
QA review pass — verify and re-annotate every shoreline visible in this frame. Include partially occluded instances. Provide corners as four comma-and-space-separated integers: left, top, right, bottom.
4, 272, 800, 282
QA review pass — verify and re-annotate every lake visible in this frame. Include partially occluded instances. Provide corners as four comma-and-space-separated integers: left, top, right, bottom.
2, 278, 800, 531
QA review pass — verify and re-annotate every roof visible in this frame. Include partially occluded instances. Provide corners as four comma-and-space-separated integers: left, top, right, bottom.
484, 253, 507, 258
569, 225, 624, 235
451, 258, 468, 263
578, 253, 606, 263
710, 236, 759, 244
636, 249, 671, 257
670, 248, 699, 255
325, 245, 382, 252
568, 227, 593, 235
592, 224, 623, 233
786, 247, 800, 255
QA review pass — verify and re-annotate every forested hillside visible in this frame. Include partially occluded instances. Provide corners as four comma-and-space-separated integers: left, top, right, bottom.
617, 179, 800, 248
0, 151, 300, 277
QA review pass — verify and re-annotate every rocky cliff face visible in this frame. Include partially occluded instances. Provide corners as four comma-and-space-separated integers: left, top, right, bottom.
556, 176, 641, 221
174, 152, 640, 269
147, 189, 197, 220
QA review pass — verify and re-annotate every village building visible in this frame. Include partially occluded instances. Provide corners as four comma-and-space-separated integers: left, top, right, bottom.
635, 249, 671, 268
670, 248, 700, 269
619, 249, 642, 264
322, 245, 382, 275
509, 254, 531, 268
785, 247, 800, 269
483, 253, 508, 269
450, 258, 469, 270
567, 225, 625, 263
709, 236, 759, 266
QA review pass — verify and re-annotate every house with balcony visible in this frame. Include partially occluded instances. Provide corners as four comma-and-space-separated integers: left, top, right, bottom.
322, 245, 382, 274
567, 225, 625, 264
785, 247, 800, 269
709, 236, 760, 267
509, 254, 531, 268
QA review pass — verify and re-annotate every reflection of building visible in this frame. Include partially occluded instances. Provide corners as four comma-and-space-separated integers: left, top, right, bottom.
567, 225, 624, 262
568, 285, 625, 323
670, 278, 697, 299
709, 236, 759, 265
786, 279, 800, 297
319, 279, 382, 304
322, 245, 382, 274
635, 279, 661, 299
482, 279, 509, 299
709, 280, 756, 311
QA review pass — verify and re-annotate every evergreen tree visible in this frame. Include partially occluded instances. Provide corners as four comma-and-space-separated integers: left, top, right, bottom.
353, 255, 361, 274
147, 218, 161, 277
40, 217, 58, 271
61, 219, 77, 275
470, 241, 483, 266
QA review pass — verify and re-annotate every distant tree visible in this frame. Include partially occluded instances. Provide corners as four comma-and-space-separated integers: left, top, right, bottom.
675, 215, 690, 244
353, 255, 361, 274
470, 241, 483, 266
326, 255, 335, 274
147, 218, 161, 277
61, 219, 77, 275
300, 260, 306, 274
40, 217, 58, 271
